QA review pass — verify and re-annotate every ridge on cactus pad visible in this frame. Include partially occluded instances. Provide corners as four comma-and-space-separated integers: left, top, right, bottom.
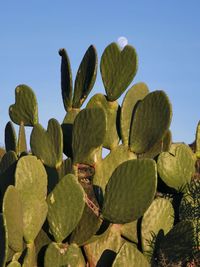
0, 41, 199, 267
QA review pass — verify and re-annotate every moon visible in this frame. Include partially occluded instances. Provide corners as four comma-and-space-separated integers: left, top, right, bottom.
117, 36, 128, 49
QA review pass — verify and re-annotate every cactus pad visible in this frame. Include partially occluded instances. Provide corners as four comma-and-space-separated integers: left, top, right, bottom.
141, 198, 174, 258
59, 48, 73, 111
15, 155, 47, 243
47, 174, 85, 242
45, 242, 85, 267
62, 109, 80, 157
3, 186, 23, 252
72, 45, 97, 108
30, 118, 63, 168
100, 43, 138, 101
93, 145, 136, 196
9, 84, 38, 126
120, 82, 149, 145
102, 159, 157, 223
22, 243, 36, 267
84, 224, 124, 267
157, 143, 195, 190
5, 121, 17, 152
87, 93, 120, 149
120, 220, 138, 244
72, 108, 106, 164
112, 242, 150, 267
70, 205, 102, 246
17, 123, 27, 155
130, 90, 172, 153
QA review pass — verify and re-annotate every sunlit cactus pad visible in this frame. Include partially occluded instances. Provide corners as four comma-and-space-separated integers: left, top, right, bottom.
0, 41, 198, 267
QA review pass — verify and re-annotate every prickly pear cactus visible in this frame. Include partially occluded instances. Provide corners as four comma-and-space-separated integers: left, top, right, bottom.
0, 41, 198, 267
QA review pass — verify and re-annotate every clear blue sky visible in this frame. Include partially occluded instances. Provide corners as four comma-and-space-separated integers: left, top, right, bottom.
0, 1, 200, 147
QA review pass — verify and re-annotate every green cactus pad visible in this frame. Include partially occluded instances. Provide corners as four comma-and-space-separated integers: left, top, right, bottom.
87, 93, 120, 149
17, 123, 27, 155
0, 151, 18, 174
157, 143, 195, 190
162, 129, 172, 152
22, 243, 36, 267
140, 130, 172, 159
57, 158, 72, 180
44, 243, 85, 267
70, 205, 101, 246
141, 198, 174, 258
5, 121, 17, 152
93, 145, 136, 196
47, 174, 85, 242
0, 214, 7, 267
59, 48, 73, 111
0, 151, 17, 201
130, 90, 172, 154
158, 220, 195, 263
35, 229, 51, 257
102, 159, 157, 223
100, 43, 138, 101
72, 108, 106, 164
62, 109, 80, 157
120, 82, 149, 145
9, 84, 38, 126
30, 118, 63, 168
3, 186, 23, 253
72, 45, 97, 108
15, 155, 48, 243
120, 220, 138, 244
84, 224, 124, 267
7, 262, 21, 267
112, 242, 150, 267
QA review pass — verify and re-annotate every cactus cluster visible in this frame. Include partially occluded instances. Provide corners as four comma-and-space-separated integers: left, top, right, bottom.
0, 42, 199, 267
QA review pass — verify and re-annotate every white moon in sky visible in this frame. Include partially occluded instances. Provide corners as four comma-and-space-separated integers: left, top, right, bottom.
117, 36, 128, 49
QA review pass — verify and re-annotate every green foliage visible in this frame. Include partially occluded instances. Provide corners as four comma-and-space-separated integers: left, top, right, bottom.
0, 41, 198, 266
